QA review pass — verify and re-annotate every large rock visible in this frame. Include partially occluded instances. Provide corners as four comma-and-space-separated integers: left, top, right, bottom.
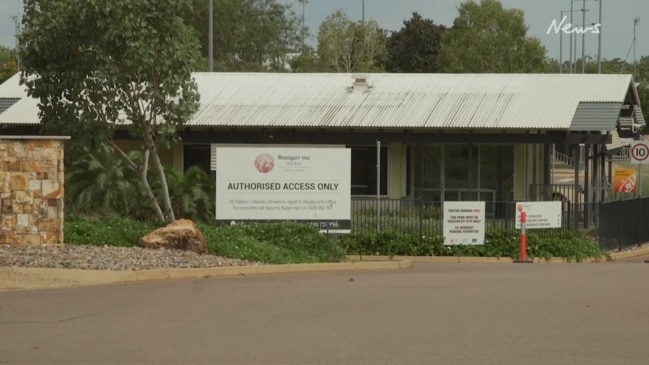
139, 219, 208, 254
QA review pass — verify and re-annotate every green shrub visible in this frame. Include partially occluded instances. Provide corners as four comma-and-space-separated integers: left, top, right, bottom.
341, 231, 445, 257
66, 217, 346, 264
64, 216, 605, 263
65, 217, 157, 247
342, 228, 605, 260
199, 222, 347, 264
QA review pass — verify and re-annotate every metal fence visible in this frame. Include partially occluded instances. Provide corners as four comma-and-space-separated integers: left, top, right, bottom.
599, 197, 649, 251
351, 199, 578, 238
351, 198, 649, 251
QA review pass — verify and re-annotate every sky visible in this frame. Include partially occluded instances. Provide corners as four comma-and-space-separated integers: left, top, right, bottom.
1, 0, 647, 63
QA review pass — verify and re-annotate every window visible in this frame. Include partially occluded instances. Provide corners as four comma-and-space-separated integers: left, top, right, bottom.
415, 145, 442, 201
183, 144, 211, 173
414, 144, 514, 202
350, 145, 388, 196
444, 144, 479, 201
479, 145, 514, 201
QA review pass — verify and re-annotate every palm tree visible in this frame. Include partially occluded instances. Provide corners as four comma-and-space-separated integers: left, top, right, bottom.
65, 143, 143, 217
154, 166, 215, 222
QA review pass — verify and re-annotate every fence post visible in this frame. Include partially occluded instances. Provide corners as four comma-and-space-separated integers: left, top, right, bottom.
598, 201, 602, 248
376, 140, 381, 233
637, 198, 642, 247
617, 199, 622, 251
418, 200, 423, 242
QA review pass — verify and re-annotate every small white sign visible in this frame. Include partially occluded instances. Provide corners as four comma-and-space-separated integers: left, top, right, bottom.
515, 201, 562, 229
443, 201, 486, 246
630, 141, 649, 165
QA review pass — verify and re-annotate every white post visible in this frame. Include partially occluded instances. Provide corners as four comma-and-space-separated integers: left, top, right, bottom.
551, 144, 555, 184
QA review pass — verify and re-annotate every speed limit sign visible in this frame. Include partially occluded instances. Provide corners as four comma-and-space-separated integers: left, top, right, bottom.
630, 141, 649, 164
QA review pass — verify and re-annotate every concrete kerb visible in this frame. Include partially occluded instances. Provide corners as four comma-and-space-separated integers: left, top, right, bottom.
345, 255, 607, 264
607, 244, 649, 261
0, 261, 414, 291
169, 261, 414, 280
11, 244, 649, 292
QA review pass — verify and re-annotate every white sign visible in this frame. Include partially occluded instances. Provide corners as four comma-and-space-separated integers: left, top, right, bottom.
443, 201, 486, 246
213, 145, 351, 233
547, 16, 600, 35
515, 201, 562, 229
630, 141, 649, 165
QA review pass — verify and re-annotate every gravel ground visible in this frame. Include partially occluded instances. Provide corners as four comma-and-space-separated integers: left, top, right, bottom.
0, 244, 262, 271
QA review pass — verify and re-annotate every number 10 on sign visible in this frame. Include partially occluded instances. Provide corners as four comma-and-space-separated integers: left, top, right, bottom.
631, 142, 649, 165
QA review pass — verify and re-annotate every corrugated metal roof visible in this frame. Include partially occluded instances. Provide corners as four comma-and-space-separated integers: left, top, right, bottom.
0, 98, 19, 115
0, 72, 637, 130
0, 97, 40, 125
570, 102, 624, 131
0, 73, 40, 125
189, 73, 634, 130
0, 73, 26, 98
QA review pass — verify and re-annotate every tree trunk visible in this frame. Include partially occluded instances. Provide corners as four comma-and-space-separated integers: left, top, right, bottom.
108, 140, 166, 223
144, 134, 176, 222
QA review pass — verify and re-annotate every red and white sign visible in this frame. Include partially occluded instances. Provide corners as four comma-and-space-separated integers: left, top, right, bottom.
630, 141, 649, 164
515, 202, 562, 229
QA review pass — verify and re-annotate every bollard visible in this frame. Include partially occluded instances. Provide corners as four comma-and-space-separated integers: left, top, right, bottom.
514, 209, 532, 264
520, 211, 528, 261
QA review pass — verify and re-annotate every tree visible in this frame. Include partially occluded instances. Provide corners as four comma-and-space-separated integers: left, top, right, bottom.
19, 0, 202, 224
317, 10, 387, 73
288, 46, 321, 72
188, 0, 308, 71
438, 0, 547, 73
385, 12, 447, 73
0, 45, 18, 84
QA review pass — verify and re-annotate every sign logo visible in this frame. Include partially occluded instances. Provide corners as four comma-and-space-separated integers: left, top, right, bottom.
254, 153, 275, 173
614, 167, 637, 193
630, 141, 649, 164
547, 16, 600, 35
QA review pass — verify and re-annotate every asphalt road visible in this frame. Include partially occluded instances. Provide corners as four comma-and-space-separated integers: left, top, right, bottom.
1, 262, 648, 364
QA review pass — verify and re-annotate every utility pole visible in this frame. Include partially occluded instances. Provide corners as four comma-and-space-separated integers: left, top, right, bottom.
597, 0, 602, 73
10, 15, 19, 69
297, 0, 308, 48
559, 11, 563, 74
582, 0, 586, 73
559, 10, 575, 73
208, 0, 214, 72
362, 0, 365, 23
633, 17, 640, 79
569, 0, 575, 73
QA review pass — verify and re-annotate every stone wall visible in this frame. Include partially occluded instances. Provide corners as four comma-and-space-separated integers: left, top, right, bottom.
0, 137, 67, 245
